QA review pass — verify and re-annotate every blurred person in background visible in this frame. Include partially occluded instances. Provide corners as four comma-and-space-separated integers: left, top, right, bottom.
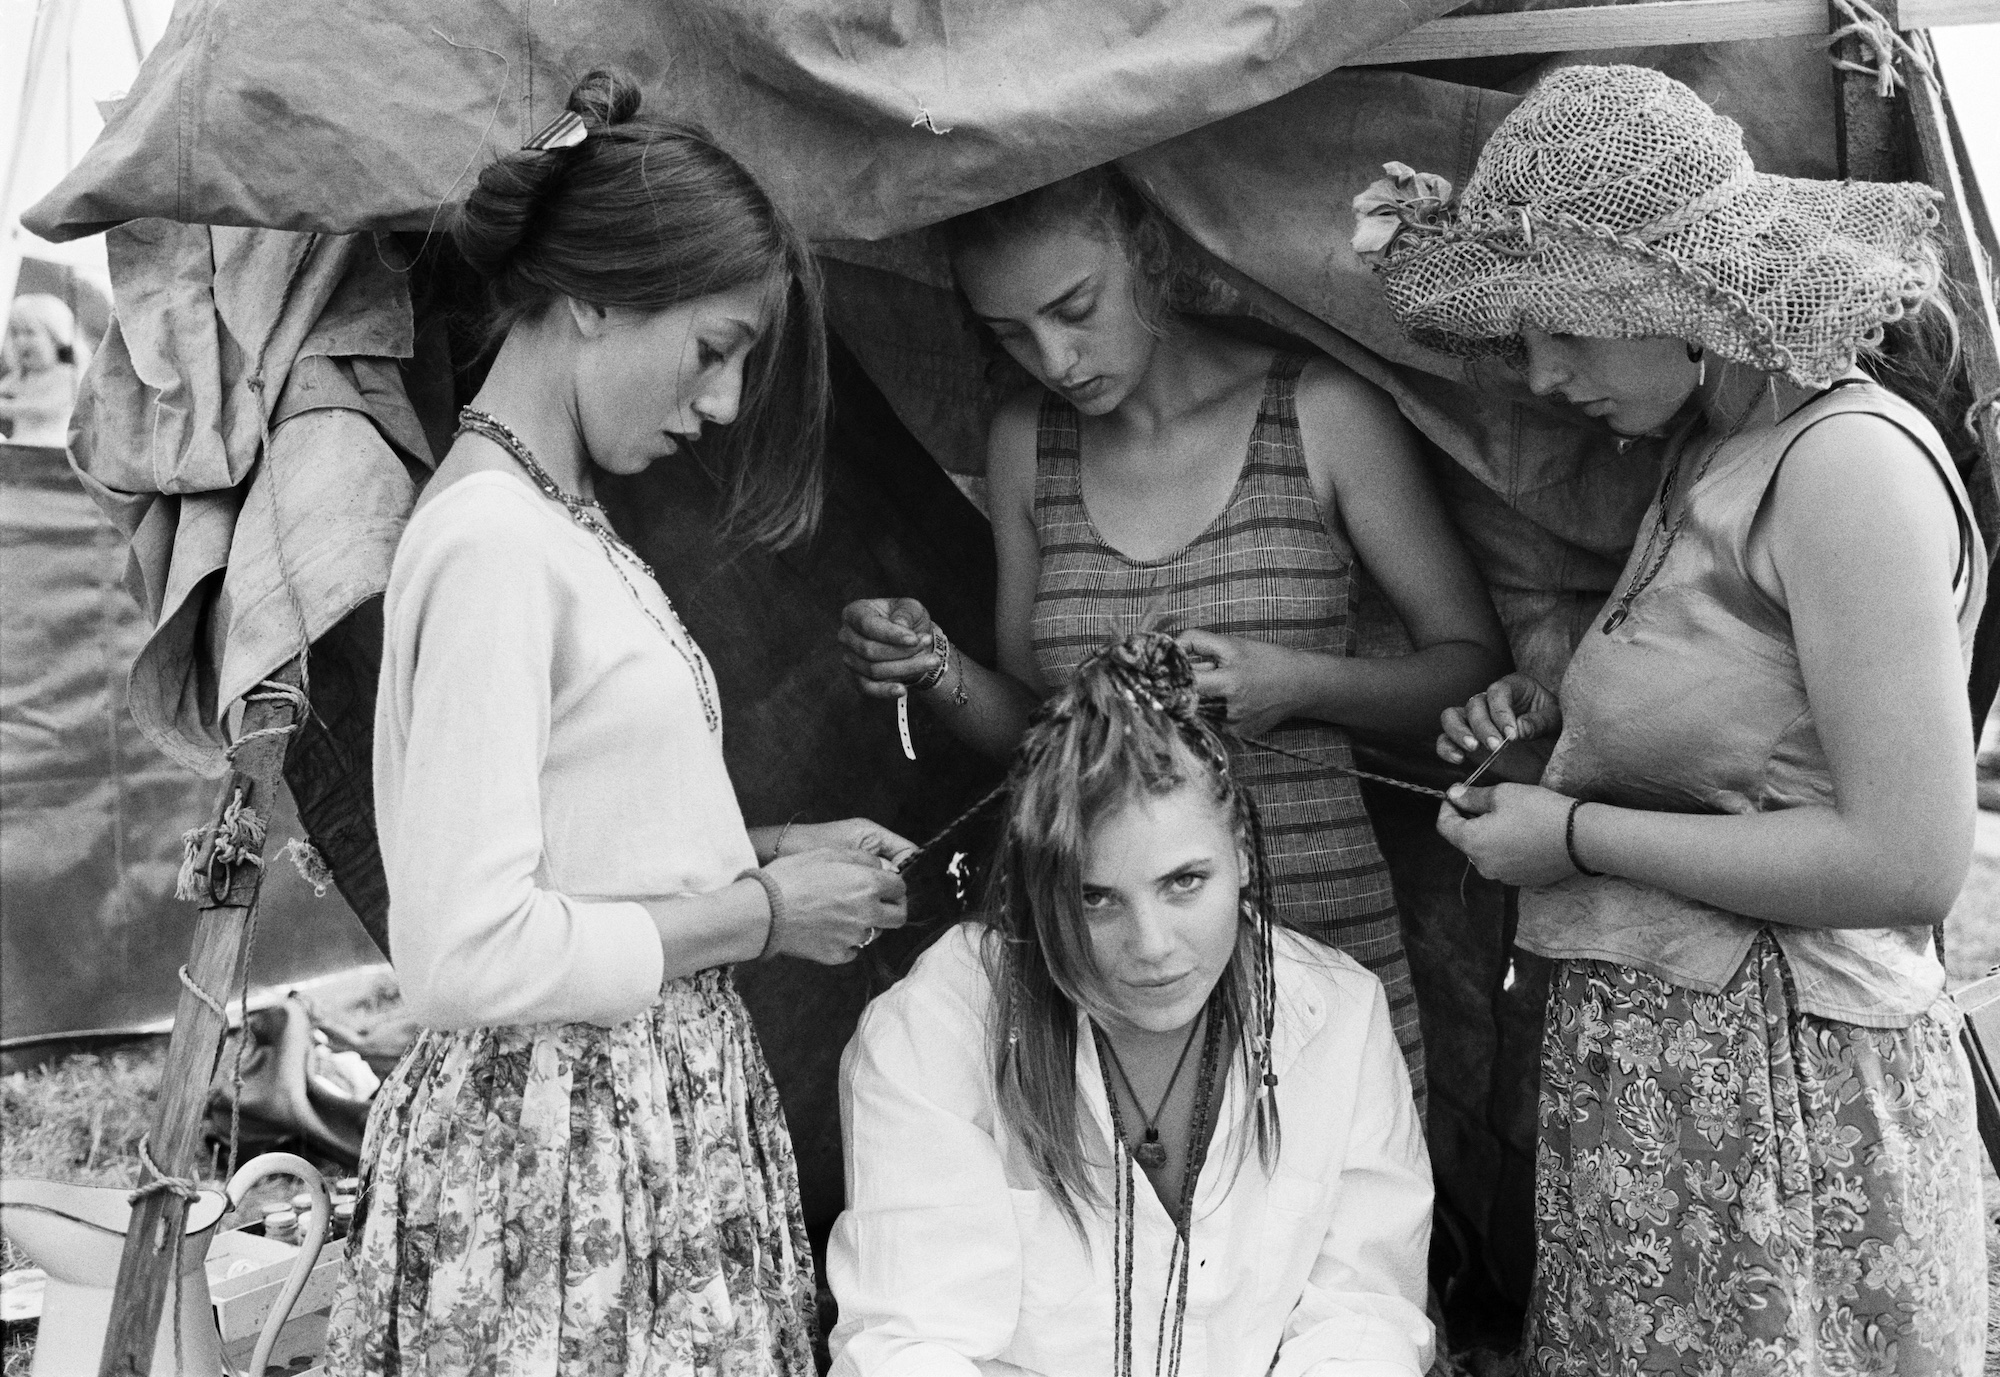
0, 293, 91, 447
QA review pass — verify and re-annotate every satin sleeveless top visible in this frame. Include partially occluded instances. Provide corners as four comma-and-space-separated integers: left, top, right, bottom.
1520, 378, 1986, 1027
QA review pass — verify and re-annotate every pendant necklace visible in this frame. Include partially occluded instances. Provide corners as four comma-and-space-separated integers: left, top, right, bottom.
455, 407, 721, 733
1096, 1010, 1205, 1170
1093, 1004, 1223, 1377
1599, 385, 1762, 634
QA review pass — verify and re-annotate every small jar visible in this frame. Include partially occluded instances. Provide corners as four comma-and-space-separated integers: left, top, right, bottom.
262, 1209, 299, 1245
332, 1201, 356, 1239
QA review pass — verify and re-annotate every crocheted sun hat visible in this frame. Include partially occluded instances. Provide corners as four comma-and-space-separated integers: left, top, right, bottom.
1355, 64, 1943, 387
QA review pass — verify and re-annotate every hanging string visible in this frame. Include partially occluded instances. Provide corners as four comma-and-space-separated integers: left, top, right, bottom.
130, 1134, 201, 1377
223, 899, 262, 1183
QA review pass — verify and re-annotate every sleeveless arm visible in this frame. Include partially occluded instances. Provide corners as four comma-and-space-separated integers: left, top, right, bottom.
893, 392, 1048, 761
378, 488, 665, 1028
1282, 360, 1510, 734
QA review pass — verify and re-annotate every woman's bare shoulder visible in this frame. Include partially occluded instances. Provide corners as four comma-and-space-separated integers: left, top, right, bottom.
1295, 353, 1405, 436
985, 386, 1046, 511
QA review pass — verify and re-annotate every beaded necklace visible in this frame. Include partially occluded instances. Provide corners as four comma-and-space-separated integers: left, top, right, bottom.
1093, 1002, 1223, 1377
455, 407, 721, 733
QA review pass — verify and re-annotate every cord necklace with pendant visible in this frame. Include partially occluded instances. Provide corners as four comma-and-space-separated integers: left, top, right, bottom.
1600, 382, 1764, 634
1096, 1009, 1206, 1170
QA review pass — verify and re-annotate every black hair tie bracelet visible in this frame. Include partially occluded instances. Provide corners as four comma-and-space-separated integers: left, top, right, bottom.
1565, 799, 1604, 878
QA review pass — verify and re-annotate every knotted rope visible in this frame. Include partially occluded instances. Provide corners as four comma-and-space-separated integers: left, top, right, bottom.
129, 1134, 203, 1377
1826, 0, 1935, 98
174, 787, 267, 907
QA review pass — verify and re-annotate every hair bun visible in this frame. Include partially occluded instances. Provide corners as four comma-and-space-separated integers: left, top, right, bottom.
567, 68, 643, 129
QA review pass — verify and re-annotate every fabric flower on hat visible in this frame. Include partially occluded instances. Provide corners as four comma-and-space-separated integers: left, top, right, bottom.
1352, 162, 1454, 263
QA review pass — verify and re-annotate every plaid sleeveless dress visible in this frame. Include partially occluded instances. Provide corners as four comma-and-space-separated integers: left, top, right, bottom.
1028, 354, 1421, 1093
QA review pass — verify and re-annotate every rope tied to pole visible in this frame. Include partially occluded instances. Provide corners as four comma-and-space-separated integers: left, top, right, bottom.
1826, 0, 1935, 98
174, 787, 267, 906
128, 1134, 201, 1376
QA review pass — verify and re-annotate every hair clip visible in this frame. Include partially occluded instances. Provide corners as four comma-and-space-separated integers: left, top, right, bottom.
523, 110, 589, 152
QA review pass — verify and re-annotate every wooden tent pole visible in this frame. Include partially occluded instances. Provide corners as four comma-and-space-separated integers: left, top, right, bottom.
95, 658, 306, 1377
1903, 31, 2000, 729
1827, 0, 1906, 182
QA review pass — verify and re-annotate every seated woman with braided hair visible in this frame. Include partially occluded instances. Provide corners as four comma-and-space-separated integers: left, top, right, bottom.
1365, 64, 1988, 1372
826, 632, 1435, 1377
839, 167, 1512, 1102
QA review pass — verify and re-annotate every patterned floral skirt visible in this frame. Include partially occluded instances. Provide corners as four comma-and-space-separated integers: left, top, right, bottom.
324, 968, 816, 1377
1526, 933, 1986, 1376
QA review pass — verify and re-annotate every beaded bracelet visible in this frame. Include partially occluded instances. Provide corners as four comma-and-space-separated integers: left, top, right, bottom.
943, 640, 970, 708
1564, 799, 1603, 877
741, 868, 788, 961
913, 627, 952, 694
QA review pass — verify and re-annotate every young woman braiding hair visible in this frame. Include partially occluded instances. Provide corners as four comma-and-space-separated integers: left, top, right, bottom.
1368, 63, 1989, 1371
827, 631, 1435, 1377
324, 69, 913, 1377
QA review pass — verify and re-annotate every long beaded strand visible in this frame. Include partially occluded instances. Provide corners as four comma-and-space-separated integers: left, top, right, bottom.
455, 407, 722, 733
1093, 998, 1224, 1377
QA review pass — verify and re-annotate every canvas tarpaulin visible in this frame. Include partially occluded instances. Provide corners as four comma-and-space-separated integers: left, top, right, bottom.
17, 0, 1997, 1341
21, 0, 1471, 246
0, 441, 383, 1042
71, 224, 429, 775
29, 1, 1990, 693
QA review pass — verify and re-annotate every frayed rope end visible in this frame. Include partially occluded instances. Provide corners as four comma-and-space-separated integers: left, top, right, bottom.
282, 838, 334, 897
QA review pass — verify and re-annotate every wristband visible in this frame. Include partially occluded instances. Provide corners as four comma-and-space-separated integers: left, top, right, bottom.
741, 868, 788, 961
913, 627, 952, 693
1564, 799, 1603, 878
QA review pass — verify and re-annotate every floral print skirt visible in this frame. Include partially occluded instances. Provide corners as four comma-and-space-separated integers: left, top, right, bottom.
324, 967, 816, 1377
1526, 933, 1986, 1376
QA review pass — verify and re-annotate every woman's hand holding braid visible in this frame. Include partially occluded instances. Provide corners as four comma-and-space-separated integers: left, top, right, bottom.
757, 849, 909, 965
771, 818, 917, 869
1433, 671, 1585, 886
1435, 784, 1584, 887
1174, 629, 1307, 738
1436, 672, 1561, 766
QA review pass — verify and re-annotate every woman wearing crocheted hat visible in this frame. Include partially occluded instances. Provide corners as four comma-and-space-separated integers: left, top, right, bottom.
1362, 64, 1988, 1372
826, 631, 1435, 1377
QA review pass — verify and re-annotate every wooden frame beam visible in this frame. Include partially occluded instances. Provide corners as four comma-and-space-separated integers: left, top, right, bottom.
1352, 0, 2000, 65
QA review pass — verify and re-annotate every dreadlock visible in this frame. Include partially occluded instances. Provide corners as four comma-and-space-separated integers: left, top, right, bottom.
979, 631, 1284, 1232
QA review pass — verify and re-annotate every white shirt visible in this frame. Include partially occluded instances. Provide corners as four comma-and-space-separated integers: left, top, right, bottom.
375, 472, 754, 1030
828, 924, 1435, 1377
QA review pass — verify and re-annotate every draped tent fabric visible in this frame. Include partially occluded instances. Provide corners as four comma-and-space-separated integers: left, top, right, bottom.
12, 0, 1996, 1350
69, 225, 427, 774
0, 443, 382, 1042
21, 0, 1470, 246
